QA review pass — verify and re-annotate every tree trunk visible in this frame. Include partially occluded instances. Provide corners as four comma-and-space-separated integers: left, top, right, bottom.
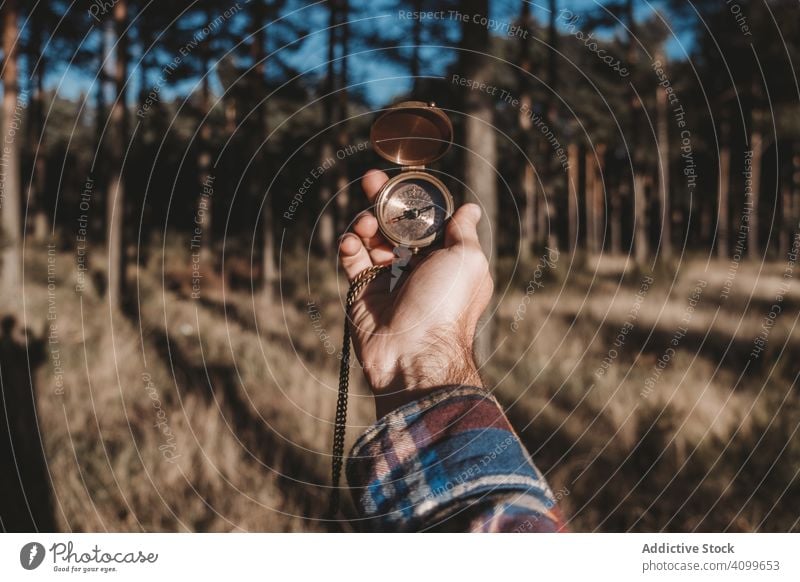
334, 0, 350, 237
252, 0, 276, 295
517, 0, 535, 260
717, 120, 731, 258
461, 0, 495, 361
464, 87, 496, 268
585, 146, 595, 254
793, 143, 800, 238
26, 15, 48, 241
626, 0, 647, 265
193, 5, 218, 271
633, 173, 648, 264
1, 0, 22, 299
106, 0, 128, 311
748, 123, 763, 259
567, 143, 579, 251
780, 170, 791, 256
586, 143, 606, 254
611, 177, 623, 255
655, 50, 671, 259
85, 23, 112, 293
544, 0, 559, 252
700, 196, 713, 245
547, 0, 558, 117
521, 151, 537, 261
537, 175, 548, 248
315, 0, 337, 255
196, 61, 213, 269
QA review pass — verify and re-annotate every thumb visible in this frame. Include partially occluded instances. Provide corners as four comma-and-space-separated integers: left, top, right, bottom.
445, 203, 482, 248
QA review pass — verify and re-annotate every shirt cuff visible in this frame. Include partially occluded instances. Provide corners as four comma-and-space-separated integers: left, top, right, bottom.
345, 385, 562, 531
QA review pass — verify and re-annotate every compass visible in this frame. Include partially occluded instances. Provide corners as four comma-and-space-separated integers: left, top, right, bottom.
370, 101, 454, 252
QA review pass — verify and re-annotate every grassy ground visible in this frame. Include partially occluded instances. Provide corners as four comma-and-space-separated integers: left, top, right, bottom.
12, 242, 800, 532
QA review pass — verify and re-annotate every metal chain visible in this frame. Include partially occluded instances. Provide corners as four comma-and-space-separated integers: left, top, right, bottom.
328, 264, 390, 518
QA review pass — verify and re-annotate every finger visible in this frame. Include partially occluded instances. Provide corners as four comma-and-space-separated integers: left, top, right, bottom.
338, 233, 372, 282
369, 246, 397, 265
353, 211, 395, 264
362, 169, 389, 203
352, 211, 379, 239
445, 203, 482, 248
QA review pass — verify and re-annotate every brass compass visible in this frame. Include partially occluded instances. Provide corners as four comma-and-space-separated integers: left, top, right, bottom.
370, 101, 454, 252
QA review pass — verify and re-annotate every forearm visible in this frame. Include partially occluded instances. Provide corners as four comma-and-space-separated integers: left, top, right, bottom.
346, 385, 564, 532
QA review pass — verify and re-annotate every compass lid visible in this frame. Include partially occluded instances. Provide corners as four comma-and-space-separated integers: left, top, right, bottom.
370, 101, 453, 166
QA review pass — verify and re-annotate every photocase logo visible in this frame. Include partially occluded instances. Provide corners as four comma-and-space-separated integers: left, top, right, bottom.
20, 542, 46, 570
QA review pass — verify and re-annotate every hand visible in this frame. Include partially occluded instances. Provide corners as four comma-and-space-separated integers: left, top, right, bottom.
338, 170, 493, 418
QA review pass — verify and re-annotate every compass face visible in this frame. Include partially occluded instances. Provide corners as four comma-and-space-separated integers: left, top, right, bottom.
376, 173, 453, 249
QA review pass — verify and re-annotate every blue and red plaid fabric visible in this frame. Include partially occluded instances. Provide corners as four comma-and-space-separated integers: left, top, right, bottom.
346, 385, 565, 532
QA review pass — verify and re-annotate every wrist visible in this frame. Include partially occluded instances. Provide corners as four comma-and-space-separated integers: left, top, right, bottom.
363, 339, 483, 419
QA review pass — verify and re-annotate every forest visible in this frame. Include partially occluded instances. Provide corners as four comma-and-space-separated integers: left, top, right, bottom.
0, 0, 799, 532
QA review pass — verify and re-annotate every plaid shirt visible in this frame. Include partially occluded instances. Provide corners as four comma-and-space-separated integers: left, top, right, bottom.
346, 385, 564, 532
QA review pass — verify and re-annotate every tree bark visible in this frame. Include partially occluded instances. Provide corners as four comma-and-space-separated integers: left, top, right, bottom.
633, 173, 648, 264
567, 143, 579, 251
717, 120, 731, 258
464, 85, 495, 271
544, 0, 559, 252
793, 144, 800, 239
586, 143, 606, 254
315, 0, 337, 255
655, 50, 671, 259
626, 0, 647, 265
537, 175, 548, 248
748, 121, 763, 260
700, 195, 713, 246
547, 0, 558, 116
106, 0, 128, 311
780, 169, 791, 256
334, 0, 350, 238
251, 0, 276, 294
521, 153, 537, 260
611, 178, 623, 255
196, 36, 213, 270
25, 14, 48, 241
1, 0, 22, 299
461, 0, 495, 361
85, 22, 112, 292
585, 146, 595, 254
517, 0, 535, 260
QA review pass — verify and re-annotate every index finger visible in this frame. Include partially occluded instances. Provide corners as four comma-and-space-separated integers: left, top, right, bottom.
362, 169, 389, 203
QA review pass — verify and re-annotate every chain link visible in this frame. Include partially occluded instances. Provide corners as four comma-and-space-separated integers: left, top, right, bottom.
327, 264, 390, 518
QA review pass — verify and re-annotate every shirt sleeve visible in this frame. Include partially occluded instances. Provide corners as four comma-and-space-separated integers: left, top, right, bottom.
345, 385, 565, 532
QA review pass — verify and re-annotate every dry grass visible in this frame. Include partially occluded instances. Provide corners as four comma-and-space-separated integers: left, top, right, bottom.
10, 243, 800, 531
490, 254, 800, 532
18, 242, 371, 531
